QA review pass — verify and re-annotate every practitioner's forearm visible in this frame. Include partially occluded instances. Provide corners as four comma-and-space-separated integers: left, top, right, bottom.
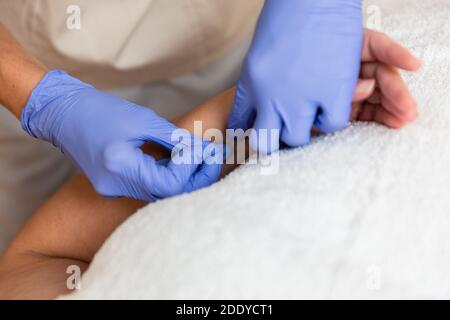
0, 23, 47, 119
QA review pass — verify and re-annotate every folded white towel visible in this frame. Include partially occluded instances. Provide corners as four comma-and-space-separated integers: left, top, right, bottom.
64, 0, 450, 299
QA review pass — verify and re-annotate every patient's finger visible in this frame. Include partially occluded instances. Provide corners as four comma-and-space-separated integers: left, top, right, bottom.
381, 94, 417, 122
357, 99, 414, 129
376, 64, 418, 120
360, 62, 418, 121
360, 62, 378, 79
350, 102, 363, 121
367, 88, 382, 105
357, 102, 403, 128
358, 102, 376, 122
362, 29, 421, 71
371, 103, 407, 129
352, 79, 376, 102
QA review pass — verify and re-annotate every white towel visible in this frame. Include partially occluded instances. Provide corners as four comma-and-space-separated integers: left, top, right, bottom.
64, 0, 450, 299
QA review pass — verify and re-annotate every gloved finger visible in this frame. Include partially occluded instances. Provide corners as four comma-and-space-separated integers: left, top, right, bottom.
315, 86, 353, 133
228, 82, 255, 130
362, 29, 421, 71
161, 136, 208, 193
184, 162, 222, 193
125, 138, 195, 201
129, 135, 202, 199
319, 80, 375, 130
122, 131, 193, 201
249, 104, 283, 154
138, 114, 185, 151
142, 153, 199, 199
102, 147, 158, 201
203, 141, 228, 165
281, 102, 317, 148
169, 141, 223, 194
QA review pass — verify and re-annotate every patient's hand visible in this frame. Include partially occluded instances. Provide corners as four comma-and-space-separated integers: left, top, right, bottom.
350, 29, 421, 128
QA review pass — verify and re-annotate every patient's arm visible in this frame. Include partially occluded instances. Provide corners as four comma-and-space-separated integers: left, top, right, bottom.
0, 30, 420, 299
0, 177, 143, 299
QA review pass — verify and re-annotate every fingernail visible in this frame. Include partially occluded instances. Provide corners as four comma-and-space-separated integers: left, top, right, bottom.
359, 79, 376, 94
410, 54, 422, 70
415, 59, 422, 69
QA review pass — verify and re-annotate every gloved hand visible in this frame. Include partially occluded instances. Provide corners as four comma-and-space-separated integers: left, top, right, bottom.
229, 0, 363, 153
22, 70, 222, 201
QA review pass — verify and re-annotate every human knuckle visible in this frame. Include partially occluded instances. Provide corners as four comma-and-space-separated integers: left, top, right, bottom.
93, 179, 113, 197
246, 54, 270, 81
103, 144, 129, 174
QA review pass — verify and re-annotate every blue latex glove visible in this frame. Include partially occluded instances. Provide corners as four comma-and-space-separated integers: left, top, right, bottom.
22, 70, 222, 201
229, 0, 363, 153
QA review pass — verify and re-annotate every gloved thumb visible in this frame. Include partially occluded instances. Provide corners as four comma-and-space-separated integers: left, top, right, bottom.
166, 140, 223, 194
138, 152, 198, 200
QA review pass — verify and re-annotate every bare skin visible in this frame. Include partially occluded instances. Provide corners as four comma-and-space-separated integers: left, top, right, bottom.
0, 30, 421, 299
0, 23, 48, 119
